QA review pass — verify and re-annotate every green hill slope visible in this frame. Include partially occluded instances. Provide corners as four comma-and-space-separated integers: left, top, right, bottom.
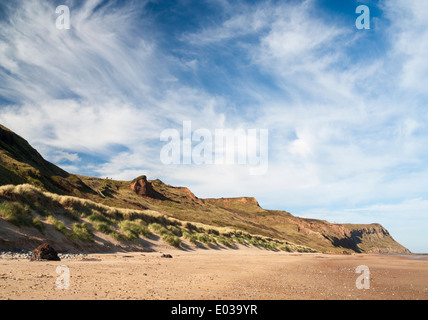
0, 124, 411, 254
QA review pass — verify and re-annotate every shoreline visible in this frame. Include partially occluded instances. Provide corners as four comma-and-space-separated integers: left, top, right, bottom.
1, 246, 426, 261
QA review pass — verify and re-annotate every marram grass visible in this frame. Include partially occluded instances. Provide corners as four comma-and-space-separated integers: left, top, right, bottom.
0, 184, 316, 252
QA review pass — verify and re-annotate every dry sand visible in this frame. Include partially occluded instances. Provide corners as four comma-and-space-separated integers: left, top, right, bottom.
0, 245, 427, 300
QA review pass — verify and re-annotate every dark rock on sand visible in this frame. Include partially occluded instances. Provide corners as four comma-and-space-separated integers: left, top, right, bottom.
31, 243, 61, 261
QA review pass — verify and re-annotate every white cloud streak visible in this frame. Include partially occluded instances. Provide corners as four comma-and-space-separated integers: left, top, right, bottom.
0, 0, 427, 252
0, 0, 228, 175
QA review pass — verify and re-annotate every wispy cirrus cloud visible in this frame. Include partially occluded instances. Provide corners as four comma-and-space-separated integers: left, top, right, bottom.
171, 0, 428, 253
382, 0, 428, 93
0, 0, 427, 252
0, 0, 228, 176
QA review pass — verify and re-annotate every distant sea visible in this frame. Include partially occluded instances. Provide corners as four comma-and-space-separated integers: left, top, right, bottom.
396, 253, 428, 260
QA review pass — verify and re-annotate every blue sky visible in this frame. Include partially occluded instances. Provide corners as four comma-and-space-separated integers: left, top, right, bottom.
0, 0, 427, 253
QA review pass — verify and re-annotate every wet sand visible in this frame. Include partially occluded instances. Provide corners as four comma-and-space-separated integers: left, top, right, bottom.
1, 246, 427, 300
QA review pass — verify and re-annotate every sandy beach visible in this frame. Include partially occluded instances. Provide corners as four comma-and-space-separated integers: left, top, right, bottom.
0, 245, 427, 300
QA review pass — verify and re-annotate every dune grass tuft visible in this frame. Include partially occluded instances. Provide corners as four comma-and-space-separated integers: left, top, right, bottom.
0, 200, 33, 227
119, 220, 152, 241
47, 215, 71, 237
72, 222, 94, 242
161, 233, 181, 247
32, 216, 45, 234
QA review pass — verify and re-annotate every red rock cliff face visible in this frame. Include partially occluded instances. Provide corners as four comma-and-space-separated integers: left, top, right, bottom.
130, 175, 155, 198
176, 187, 203, 204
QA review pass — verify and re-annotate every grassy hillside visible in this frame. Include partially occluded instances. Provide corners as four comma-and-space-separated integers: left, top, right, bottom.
0, 184, 314, 253
74, 175, 410, 254
0, 124, 96, 197
0, 124, 411, 254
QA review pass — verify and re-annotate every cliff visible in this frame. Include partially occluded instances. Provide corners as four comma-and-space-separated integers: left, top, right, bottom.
0, 124, 410, 254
